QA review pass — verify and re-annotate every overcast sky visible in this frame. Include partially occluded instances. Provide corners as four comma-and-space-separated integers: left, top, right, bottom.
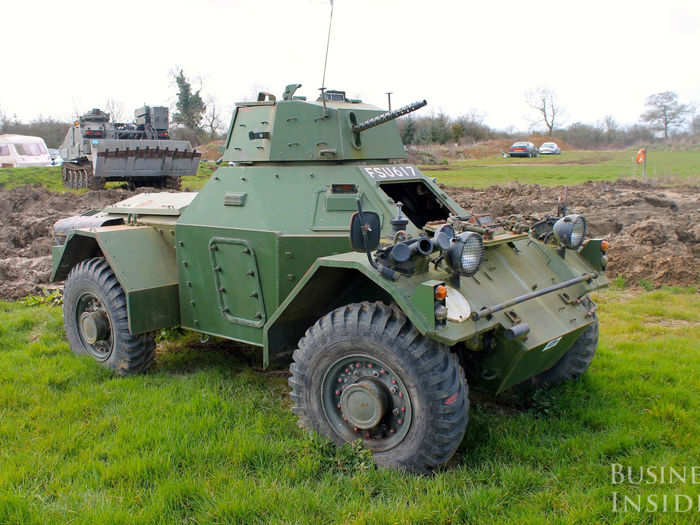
4, 0, 699, 131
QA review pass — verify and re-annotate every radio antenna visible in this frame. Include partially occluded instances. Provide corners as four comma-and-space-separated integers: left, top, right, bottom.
320, 0, 334, 115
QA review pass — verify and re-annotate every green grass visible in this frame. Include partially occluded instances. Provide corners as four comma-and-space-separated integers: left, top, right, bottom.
0, 164, 217, 193
1, 287, 698, 524
2, 150, 699, 194
427, 150, 700, 187
0, 166, 67, 192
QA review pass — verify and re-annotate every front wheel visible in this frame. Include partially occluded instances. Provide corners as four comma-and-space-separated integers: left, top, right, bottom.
289, 302, 469, 473
63, 258, 155, 375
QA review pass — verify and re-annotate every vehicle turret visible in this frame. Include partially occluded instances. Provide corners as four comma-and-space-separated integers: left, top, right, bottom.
222, 84, 425, 164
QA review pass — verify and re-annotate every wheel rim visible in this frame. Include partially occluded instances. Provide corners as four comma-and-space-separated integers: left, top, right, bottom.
75, 292, 114, 361
321, 354, 413, 452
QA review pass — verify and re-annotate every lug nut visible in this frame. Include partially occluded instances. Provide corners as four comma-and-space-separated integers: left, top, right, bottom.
380, 369, 385, 374
335, 390, 340, 395
392, 408, 400, 416
397, 419, 403, 425
367, 363, 373, 369
391, 379, 397, 385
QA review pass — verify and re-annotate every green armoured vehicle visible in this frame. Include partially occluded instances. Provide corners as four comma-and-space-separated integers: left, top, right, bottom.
51, 84, 608, 472
60, 106, 200, 190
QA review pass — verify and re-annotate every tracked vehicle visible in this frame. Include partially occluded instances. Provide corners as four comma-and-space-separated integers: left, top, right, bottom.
51, 84, 608, 472
60, 106, 200, 190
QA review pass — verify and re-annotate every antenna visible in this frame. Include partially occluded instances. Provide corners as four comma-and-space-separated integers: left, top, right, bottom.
320, 0, 334, 115
385, 92, 393, 111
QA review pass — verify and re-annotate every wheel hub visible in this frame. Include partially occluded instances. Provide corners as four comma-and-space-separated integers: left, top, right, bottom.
80, 310, 109, 344
322, 355, 413, 451
339, 379, 388, 430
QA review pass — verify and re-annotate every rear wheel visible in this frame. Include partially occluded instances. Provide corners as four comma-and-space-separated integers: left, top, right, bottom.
63, 258, 155, 375
289, 302, 469, 473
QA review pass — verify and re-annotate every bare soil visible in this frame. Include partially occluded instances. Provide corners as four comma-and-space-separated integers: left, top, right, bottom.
0, 186, 134, 300
446, 179, 700, 288
0, 179, 697, 300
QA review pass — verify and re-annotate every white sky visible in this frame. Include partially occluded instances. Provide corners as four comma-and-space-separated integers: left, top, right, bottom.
3, 0, 699, 131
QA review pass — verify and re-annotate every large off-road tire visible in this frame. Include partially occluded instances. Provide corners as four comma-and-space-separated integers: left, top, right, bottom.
63, 257, 155, 375
289, 301, 469, 473
530, 314, 599, 388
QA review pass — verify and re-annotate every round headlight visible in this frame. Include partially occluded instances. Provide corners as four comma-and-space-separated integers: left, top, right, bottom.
553, 214, 586, 249
447, 232, 484, 276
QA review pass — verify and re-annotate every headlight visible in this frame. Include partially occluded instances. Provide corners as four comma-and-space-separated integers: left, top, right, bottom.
447, 232, 484, 276
553, 214, 586, 249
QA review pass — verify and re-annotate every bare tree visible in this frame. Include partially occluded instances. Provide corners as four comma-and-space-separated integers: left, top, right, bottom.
640, 91, 690, 139
204, 97, 224, 140
602, 115, 618, 143
526, 88, 563, 136
105, 98, 126, 123
692, 114, 700, 136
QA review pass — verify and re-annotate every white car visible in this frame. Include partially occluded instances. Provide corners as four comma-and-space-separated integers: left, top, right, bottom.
49, 148, 64, 166
538, 142, 561, 155
0, 134, 53, 168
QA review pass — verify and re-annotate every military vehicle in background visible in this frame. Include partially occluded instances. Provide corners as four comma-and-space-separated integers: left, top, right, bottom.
59, 106, 200, 190
50, 84, 608, 472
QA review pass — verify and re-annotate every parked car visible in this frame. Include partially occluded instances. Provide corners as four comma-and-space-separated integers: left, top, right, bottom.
508, 141, 539, 158
538, 141, 561, 155
0, 134, 53, 168
48, 148, 64, 166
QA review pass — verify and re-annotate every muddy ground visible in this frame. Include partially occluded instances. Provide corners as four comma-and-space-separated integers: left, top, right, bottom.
0, 179, 697, 300
448, 179, 700, 288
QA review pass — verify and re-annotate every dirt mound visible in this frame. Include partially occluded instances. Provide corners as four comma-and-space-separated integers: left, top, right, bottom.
408, 136, 578, 163
0, 185, 134, 300
0, 178, 697, 301
446, 179, 700, 288
195, 140, 225, 161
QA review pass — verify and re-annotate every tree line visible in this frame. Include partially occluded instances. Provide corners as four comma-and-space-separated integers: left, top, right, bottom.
2, 78, 698, 150
398, 90, 699, 149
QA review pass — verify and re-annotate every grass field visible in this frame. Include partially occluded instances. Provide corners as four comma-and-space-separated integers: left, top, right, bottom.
0, 286, 698, 524
2, 150, 698, 194
0, 164, 217, 193
426, 150, 700, 188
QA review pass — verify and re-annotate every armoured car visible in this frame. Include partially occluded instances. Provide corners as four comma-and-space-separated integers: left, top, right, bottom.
51, 85, 608, 472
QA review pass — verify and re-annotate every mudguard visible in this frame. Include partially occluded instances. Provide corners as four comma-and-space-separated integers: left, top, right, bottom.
51, 225, 180, 335
264, 240, 606, 393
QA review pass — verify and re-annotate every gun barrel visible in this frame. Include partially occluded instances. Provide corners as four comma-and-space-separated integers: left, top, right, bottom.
352, 99, 427, 133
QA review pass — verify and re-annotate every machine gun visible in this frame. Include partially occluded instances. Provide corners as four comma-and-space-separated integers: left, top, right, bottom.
352, 100, 428, 134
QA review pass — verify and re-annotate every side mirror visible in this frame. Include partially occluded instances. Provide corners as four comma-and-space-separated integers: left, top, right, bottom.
350, 211, 381, 252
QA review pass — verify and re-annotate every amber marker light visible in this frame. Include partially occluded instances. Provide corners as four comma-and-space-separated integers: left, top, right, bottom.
601, 240, 609, 252
435, 285, 447, 301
